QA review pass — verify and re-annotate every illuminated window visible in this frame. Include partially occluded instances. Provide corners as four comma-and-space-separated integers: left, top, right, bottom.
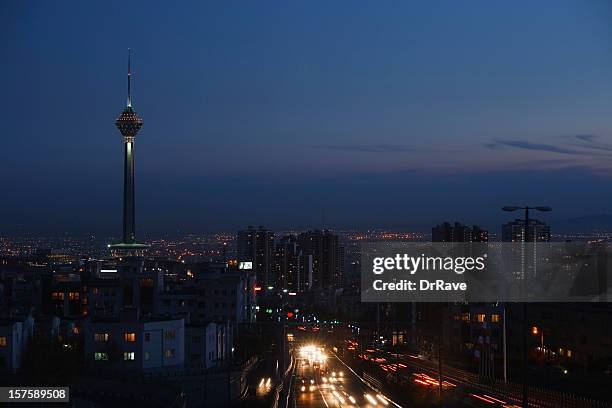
475, 314, 485, 323
123, 351, 135, 361
165, 348, 175, 358
69, 292, 80, 300
94, 333, 109, 342
559, 348, 565, 356
73, 327, 80, 335
124, 332, 136, 342
94, 352, 108, 361
52, 292, 65, 301
165, 330, 176, 340
0, 337, 6, 347
491, 314, 500, 323
461, 313, 470, 322
567, 349, 572, 358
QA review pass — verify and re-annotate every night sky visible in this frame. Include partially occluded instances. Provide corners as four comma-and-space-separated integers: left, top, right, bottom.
2, 1, 612, 234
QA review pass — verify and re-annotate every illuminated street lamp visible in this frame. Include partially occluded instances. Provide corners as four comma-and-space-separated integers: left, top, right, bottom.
531, 326, 545, 359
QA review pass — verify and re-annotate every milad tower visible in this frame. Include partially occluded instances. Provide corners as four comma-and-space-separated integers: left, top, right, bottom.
109, 50, 149, 256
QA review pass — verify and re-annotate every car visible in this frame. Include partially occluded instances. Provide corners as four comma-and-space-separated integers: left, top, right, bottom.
300, 378, 316, 392
549, 365, 569, 375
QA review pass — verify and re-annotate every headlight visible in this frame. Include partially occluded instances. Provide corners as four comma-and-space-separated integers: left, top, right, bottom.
301, 386, 306, 392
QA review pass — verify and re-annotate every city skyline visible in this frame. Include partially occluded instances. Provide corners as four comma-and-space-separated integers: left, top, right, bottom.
3, 1, 612, 233
4, 4, 612, 408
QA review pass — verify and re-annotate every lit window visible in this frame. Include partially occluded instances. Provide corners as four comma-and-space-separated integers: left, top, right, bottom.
124, 332, 136, 342
94, 352, 108, 361
94, 333, 109, 342
0, 337, 6, 347
73, 327, 80, 335
567, 349, 572, 358
52, 292, 65, 301
165, 330, 176, 340
123, 351, 135, 361
476, 314, 485, 323
69, 292, 80, 300
461, 313, 470, 322
491, 314, 500, 323
165, 349, 175, 358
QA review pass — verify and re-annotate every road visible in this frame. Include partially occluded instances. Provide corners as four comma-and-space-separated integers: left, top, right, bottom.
289, 342, 514, 408
293, 345, 397, 408
358, 347, 611, 408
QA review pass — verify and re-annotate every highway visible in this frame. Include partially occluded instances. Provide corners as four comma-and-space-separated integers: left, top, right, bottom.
284, 336, 611, 408
288, 341, 526, 408
293, 344, 400, 408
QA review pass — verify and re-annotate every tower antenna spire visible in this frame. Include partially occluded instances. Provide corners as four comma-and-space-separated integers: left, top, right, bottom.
127, 48, 132, 107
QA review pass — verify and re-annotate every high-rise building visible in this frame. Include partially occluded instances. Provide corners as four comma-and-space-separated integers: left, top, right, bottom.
502, 218, 550, 279
110, 50, 149, 257
502, 219, 550, 243
274, 235, 302, 292
236, 226, 275, 288
297, 230, 343, 289
432, 222, 488, 242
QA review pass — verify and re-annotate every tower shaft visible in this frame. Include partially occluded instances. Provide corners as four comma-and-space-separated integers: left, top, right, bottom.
123, 138, 136, 243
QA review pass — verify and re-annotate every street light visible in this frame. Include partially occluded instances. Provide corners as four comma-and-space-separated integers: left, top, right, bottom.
502, 205, 551, 408
531, 326, 545, 361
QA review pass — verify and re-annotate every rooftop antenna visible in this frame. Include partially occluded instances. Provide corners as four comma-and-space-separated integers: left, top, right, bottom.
127, 48, 132, 107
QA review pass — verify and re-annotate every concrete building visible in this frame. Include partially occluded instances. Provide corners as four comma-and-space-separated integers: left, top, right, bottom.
185, 321, 233, 370
432, 222, 488, 243
237, 226, 275, 289
85, 257, 163, 318
156, 288, 197, 323
0, 315, 34, 373
187, 263, 250, 326
83, 310, 184, 373
502, 218, 551, 279
274, 235, 302, 293
297, 230, 343, 290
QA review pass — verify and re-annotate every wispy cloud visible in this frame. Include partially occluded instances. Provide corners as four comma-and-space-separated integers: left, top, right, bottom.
567, 134, 612, 152
485, 139, 585, 155
311, 143, 413, 153
486, 135, 612, 157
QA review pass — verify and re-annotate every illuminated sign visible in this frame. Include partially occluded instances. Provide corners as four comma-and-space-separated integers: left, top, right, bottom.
239, 262, 253, 270
100, 269, 117, 273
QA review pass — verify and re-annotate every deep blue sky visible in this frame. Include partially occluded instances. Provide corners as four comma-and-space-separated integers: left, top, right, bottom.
2, 1, 612, 235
